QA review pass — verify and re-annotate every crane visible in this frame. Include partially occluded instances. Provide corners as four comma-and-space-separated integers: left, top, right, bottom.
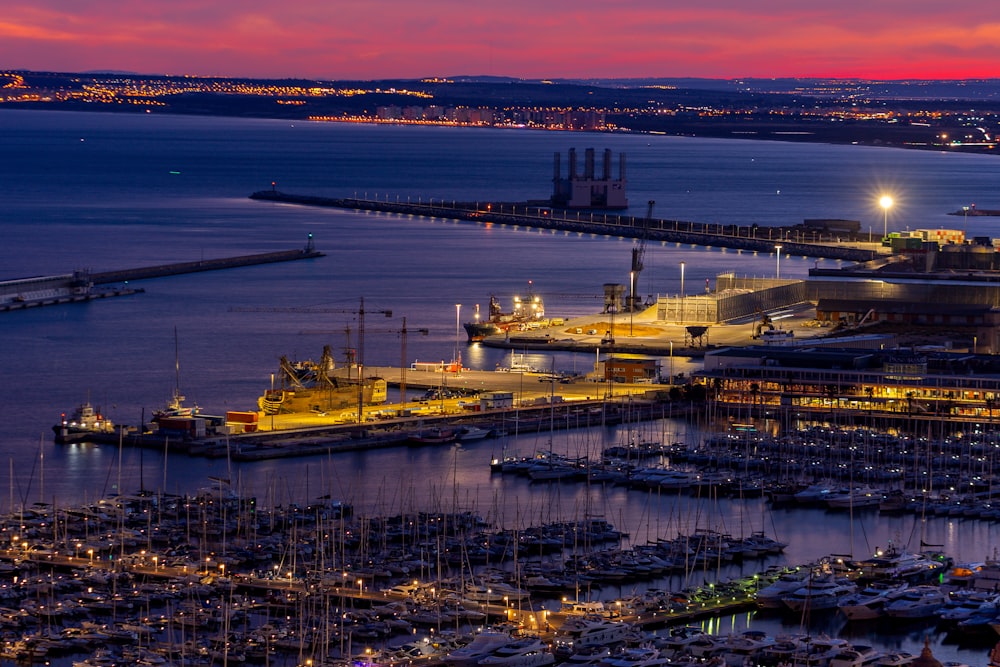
230, 297, 392, 422
630, 200, 654, 312
301, 317, 429, 408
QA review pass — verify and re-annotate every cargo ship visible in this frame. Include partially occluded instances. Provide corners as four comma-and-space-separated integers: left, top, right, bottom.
258, 345, 387, 415
464, 286, 545, 342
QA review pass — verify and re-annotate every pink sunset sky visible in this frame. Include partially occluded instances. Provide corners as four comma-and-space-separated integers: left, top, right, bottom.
3, 0, 998, 80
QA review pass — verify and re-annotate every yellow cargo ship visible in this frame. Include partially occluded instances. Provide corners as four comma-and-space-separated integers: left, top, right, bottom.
258, 345, 387, 415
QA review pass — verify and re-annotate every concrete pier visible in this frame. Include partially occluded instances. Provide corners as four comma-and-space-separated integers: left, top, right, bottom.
250, 189, 880, 262
1, 246, 323, 313
90, 247, 324, 284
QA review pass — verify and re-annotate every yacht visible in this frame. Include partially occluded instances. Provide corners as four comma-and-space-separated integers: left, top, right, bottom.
825, 486, 883, 510
652, 626, 709, 657
783, 576, 858, 613
828, 644, 884, 667
553, 617, 631, 655
789, 636, 851, 667
856, 546, 944, 583
716, 630, 776, 667
478, 637, 554, 667
884, 585, 949, 619
562, 645, 614, 666
837, 582, 908, 621
755, 569, 811, 609
443, 630, 519, 667
599, 646, 671, 667
936, 590, 1000, 626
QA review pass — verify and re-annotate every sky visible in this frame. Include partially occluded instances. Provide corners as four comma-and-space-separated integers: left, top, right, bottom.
3, 0, 999, 81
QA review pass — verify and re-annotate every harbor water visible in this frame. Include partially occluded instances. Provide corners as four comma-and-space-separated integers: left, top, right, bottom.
4, 109, 1000, 662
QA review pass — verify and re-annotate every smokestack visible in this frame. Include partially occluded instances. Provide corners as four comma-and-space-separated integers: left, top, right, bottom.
553, 152, 561, 197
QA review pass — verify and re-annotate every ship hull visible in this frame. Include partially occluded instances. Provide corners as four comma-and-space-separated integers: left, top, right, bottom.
259, 378, 387, 415
464, 322, 502, 342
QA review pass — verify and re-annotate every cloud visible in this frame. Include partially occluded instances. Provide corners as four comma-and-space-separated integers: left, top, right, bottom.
0, 0, 996, 79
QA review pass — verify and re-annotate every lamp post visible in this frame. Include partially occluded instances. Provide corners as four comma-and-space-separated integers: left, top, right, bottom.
669, 341, 674, 385
775, 244, 783, 280
964, 205, 970, 238
629, 270, 635, 337
455, 303, 461, 364
880, 195, 893, 240
679, 262, 686, 325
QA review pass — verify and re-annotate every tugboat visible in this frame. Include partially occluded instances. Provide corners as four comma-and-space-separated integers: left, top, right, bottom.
464, 284, 545, 342
53, 402, 115, 444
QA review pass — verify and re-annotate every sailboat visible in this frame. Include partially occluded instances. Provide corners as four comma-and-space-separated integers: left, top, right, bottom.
153, 327, 199, 422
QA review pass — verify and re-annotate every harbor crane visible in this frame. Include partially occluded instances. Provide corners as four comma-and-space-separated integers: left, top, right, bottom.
231, 297, 392, 422
301, 317, 429, 409
630, 200, 654, 312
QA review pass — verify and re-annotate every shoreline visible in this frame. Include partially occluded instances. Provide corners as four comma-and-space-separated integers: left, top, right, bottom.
3, 103, 998, 159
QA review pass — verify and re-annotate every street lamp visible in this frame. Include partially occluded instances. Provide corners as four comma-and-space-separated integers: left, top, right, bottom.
880, 195, 893, 240
629, 270, 635, 337
775, 244, 783, 280
679, 262, 686, 325
455, 303, 461, 364
964, 205, 970, 238
669, 341, 674, 385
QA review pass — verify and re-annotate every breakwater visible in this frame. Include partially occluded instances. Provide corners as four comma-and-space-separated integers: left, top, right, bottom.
250, 190, 879, 262
90, 246, 324, 284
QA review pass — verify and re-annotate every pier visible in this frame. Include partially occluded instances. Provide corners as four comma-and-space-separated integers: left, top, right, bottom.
250, 190, 880, 262
1, 244, 324, 313
89, 245, 324, 284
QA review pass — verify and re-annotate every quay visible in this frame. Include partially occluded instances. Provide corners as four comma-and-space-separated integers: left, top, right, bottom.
63, 388, 688, 461
250, 190, 881, 262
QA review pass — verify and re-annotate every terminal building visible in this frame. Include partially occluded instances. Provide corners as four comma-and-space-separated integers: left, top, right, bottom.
0, 273, 93, 307
697, 345, 1000, 427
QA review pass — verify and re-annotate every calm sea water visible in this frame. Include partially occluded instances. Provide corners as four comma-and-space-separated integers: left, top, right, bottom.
4, 109, 1000, 662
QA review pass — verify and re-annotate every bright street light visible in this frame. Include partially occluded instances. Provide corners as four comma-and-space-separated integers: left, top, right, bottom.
629, 270, 635, 336
455, 304, 461, 363
879, 195, 893, 239
775, 244, 783, 280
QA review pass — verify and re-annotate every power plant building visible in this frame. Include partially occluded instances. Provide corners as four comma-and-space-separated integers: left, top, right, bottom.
551, 148, 628, 209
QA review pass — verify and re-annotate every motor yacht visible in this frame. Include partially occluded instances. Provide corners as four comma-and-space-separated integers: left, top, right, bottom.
884, 585, 949, 619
